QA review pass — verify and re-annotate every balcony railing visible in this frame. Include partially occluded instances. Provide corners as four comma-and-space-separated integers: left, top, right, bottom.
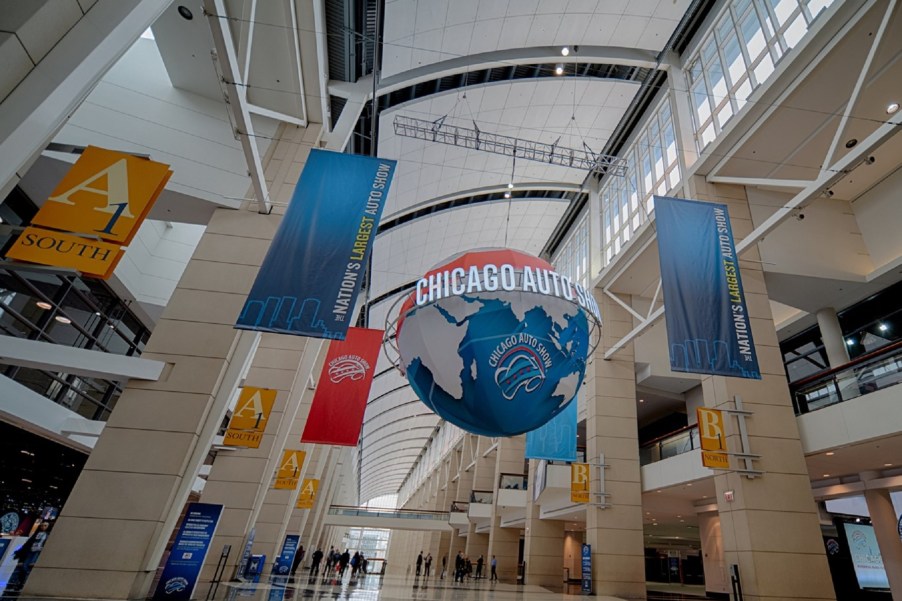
791, 340, 902, 414
470, 490, 494, 504
499, 473, 527, 491
639, 425, 700, 466
328, 505, 449, 521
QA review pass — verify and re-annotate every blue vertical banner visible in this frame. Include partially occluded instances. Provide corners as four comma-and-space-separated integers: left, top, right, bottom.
580, 544, 592, 594
153, 503, 223, 601
525, 397, 577, 461
654, 196, 761, 379
271, 535, 300, 576
236, 149, 396, 339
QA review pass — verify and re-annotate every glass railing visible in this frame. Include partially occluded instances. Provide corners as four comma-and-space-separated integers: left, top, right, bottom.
498, 473, 527, 491
791, 340, 902, 414
639, 425, 700, 466
328, 506, 449, 521
470, 490, 494, 504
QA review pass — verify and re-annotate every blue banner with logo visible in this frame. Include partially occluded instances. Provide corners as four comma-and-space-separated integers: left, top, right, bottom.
654, 196, 760, 379
153, 503, 223, 601
525, 397, 577, 461
236, 149, 396, 340
581, 544, 592, 593
271, 535, 300, 576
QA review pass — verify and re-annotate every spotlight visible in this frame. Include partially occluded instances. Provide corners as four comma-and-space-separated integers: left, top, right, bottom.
54, 315, 72, 325
177, 5, 193, 20
887, 102, 900, 114
36, 301, 52, 310
879, 323, 888, 332
845, 338, 855, 346
507, 182, 514, 189
561, 46, 570, 57
504, 192, 511, 199
555, 64, 564, 75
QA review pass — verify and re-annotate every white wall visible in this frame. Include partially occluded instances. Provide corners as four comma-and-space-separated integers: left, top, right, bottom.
113, 218, 205, 315
851, 166, 902, 272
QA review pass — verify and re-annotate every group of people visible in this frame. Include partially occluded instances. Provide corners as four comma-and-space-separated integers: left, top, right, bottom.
413, 551, 498, 583
306, 546, 369, 583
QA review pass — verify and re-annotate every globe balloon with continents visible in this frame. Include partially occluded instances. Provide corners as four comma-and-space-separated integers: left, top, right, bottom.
393, 249, 600, 437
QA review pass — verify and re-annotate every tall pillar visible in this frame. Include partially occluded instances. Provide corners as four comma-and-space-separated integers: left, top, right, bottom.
488, 436, 525, 582
694, 178, 835, 601
698, 512, 727, 596
465, 437, 494, 561
816, 307, 850, 368
861, 473, 902, 598
524, 459, 565, 587
584, 291, 646, 598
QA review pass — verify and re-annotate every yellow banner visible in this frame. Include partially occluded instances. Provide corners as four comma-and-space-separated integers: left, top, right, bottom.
701, 450, 730, 469
697, 408, 727, 451
6, 227, 124, 278
570, 463, 590, 504
222, 387, 277, 449
274, 450, 306, 490
32, 146, 172, 245
296, 478, 319, 509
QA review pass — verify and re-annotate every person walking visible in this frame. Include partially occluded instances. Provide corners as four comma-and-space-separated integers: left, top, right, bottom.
310, 548, 324, 580
490, 555, 498, 581
454, 552, 464, 583
475, 555, 484, 579
424, 553, 432, 578
339, 549, 351, 578
350, 551, 360, 579
440, 555, 447, 580
415, 551, 423, 576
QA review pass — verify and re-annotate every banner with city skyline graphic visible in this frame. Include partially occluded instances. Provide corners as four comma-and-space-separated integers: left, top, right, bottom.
654, 196, 761, 380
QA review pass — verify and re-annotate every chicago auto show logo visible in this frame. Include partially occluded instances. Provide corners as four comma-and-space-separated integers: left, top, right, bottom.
491, 334, 551, 400
163, 577, 189, 594
328, 354, 370, 383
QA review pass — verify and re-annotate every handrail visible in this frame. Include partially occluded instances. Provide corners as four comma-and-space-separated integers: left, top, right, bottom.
329, 505, 447, 515
790, 339, 902, 388
640, 424, 697, 448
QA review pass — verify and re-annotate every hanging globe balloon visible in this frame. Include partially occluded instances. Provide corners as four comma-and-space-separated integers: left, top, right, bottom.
384, 248, 601, 437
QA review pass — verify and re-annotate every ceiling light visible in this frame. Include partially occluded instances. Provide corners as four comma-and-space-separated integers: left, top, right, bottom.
845, 338, 855, 346
879, 323, 888, 332
555, 64, 564, 75
639, 399, 645, 403
822, 474, 830, 477
679, 519, 685, 523
507, 182, 514, 189
504, 192, 511, 199
177, 5, 193, 20
887, 102, 900, 114
561, 46, 570, 56
54, 315, 72, 324
36, 301, 52, 310
825, 452, 834, 456
885, 463, 893, 467
855, 518, 861, 523
686, 483, 692, 487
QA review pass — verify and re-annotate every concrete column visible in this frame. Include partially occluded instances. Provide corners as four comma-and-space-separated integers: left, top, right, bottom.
694, 177, 835, 601
816, 307, 850, 368
861, 474, 902, 599
584, 290, 646, 598
488, 436, 525, 582
524, 459, 565, 587
698, 512, 727, 596
465, 438, 494, 561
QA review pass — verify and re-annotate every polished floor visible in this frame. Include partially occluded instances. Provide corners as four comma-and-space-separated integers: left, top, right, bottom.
206, 571, 710, 601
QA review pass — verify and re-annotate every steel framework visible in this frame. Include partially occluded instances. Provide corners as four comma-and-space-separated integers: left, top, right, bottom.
393, 115, 628, 176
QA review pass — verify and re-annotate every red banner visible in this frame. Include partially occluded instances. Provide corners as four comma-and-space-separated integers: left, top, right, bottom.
301, 327, 382, 446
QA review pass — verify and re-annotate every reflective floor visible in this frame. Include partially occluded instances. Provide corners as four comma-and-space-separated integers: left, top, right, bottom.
203, 572, 709, 601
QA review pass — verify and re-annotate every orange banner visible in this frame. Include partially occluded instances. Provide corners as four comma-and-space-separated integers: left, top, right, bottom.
296, 478, 319, 509
274, 450, 306, 490
32, 146, 172, 245
223, 387, 277, 449
6, 227, 124, 278
697, 408, 727, 451
571, 463, 590, 503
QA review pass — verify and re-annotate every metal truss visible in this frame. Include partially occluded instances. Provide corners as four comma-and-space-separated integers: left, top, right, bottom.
393, 115, 628, 176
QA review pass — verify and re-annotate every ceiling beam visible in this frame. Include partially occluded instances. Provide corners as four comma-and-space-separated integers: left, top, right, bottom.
204, 0, 271, 214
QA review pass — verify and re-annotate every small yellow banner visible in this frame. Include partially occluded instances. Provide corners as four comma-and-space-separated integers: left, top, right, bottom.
32, 146, 172, 245
274, 449, 306, 490
697, 408, 727, 451
222, 387, 277, 449
6, 227, 124, 278
571, 463, 590, 504
296, 478, 319, 509
701, 450, 730, 469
